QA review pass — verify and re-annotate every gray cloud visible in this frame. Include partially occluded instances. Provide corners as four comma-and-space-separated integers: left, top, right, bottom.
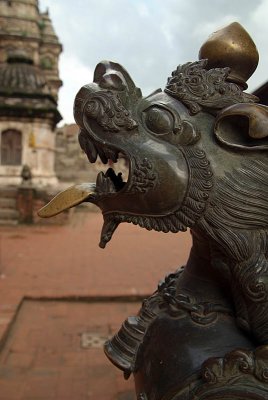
39, 0, 268, 123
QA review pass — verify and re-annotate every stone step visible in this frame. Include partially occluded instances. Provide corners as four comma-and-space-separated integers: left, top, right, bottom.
0, 219, 18, 226
0, 188, 18, 199
0, 209, 19, 220
0, 198, 17, 209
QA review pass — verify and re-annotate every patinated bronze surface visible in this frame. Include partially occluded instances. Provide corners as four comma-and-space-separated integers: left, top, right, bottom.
38, 22, 268, 399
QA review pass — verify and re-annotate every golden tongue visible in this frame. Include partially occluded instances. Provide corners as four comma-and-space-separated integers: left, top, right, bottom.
37, 183, 96, 218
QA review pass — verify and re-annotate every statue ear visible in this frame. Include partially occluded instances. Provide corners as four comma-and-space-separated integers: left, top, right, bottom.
214, 103, 268, 150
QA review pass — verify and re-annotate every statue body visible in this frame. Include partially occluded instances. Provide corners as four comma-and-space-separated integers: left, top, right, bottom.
39, 22, 268, 399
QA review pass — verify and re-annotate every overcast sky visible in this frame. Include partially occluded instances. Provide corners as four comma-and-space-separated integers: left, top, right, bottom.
39, 0, 268, 125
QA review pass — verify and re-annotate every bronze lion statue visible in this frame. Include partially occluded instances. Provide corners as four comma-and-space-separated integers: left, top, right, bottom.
39, 22, 268, 399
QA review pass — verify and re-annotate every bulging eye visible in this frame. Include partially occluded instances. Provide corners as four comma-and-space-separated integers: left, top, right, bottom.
143, 106, 174, 135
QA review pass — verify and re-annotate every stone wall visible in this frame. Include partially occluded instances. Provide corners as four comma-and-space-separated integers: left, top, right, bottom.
0, 117, 58, 186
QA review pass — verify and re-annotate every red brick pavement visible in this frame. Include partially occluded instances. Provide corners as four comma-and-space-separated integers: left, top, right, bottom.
0, 210, 192, 399
0, 300, 140, 400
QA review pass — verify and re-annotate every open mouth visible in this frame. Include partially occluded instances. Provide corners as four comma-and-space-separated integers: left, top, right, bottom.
96, 166, 126, 195
37, 142, 130, 216
80, 131, 130, 196
37, 134, 157, 249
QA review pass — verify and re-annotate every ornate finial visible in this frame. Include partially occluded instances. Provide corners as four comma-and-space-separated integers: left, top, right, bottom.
199, 22, 259, 89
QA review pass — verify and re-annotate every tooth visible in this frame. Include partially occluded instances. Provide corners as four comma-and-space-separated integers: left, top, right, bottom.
105, 168, 116, 180
107, 178, 116, 193
102, 147, 118, 163
96, 171, 104, 189
97, 147, 108, 164
103, 148, 111, 159
117, 172, 123, 183
84, 140, 97, 163
103, 176, 109, 192
110, 151, 118, 163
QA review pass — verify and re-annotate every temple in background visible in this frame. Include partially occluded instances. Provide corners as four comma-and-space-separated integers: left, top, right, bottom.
0, 0, 62, 187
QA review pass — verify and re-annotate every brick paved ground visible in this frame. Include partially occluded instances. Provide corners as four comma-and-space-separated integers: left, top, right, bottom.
0, 300, 140, 400
0, 210, 191, 399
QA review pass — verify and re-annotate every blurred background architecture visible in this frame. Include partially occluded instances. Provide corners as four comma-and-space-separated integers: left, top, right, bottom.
0, 0, 63, 224
0, 0, 80, 224
0, 0, 129, 225
0, 0, 62, 187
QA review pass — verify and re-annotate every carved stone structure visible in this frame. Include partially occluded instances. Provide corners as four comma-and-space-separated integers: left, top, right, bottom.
0, 0, 62, 187
39, 23, 268, 399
